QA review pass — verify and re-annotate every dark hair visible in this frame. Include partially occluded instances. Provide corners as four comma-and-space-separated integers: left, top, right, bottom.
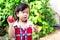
14, 3, 29, 14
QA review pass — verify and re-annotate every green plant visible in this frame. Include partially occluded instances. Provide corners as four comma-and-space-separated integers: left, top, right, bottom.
29, 0, 57, 38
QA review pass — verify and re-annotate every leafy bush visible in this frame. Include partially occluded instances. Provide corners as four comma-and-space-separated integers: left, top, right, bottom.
29, 0, 57, 38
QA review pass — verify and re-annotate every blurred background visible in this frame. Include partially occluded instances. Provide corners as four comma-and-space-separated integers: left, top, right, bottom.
0, 0, 60, 40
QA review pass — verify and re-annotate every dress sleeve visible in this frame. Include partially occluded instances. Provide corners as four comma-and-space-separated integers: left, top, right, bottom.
13, 21, 19, 27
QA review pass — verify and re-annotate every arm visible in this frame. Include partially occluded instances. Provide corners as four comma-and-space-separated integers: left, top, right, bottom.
7, 21, 15, 39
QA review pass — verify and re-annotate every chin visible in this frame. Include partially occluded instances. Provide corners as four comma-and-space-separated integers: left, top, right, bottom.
22, 19, 27, 22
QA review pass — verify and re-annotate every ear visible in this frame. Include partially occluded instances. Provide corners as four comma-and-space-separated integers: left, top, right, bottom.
16, 12, 19, 17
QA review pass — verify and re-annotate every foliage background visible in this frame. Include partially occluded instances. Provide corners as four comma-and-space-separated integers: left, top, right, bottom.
0, 0, 57, 39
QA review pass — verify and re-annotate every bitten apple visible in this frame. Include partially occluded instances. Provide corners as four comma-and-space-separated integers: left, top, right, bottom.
7, 16, 15, 23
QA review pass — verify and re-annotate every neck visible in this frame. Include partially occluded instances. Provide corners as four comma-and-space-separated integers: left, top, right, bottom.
18, 19, 27, 24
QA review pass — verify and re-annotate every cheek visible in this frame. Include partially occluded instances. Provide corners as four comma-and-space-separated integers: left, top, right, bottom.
19, 13, 23, 17
18, 12, 23, 17
27, 14, 29, 17
17, 14, 22, 19
19, 14, 23, 18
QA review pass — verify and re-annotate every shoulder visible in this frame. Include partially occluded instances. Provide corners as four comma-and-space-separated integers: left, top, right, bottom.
27, 20, 33, 25
13, 20, 19, 27
26, 20, 35, 27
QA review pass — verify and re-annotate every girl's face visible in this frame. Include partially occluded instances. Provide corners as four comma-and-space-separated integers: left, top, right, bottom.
17, 8, 30, 22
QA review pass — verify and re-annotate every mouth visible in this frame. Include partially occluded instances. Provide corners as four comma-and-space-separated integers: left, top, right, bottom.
23, 17, 27, 19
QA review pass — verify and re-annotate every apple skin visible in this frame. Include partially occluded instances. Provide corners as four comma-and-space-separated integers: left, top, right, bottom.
7, 16, 15, 23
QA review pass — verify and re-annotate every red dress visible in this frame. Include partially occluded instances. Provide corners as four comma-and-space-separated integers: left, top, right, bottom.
14, 24, 32, 40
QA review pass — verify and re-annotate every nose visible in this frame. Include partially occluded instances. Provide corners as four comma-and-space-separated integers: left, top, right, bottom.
24, 13, 27, 16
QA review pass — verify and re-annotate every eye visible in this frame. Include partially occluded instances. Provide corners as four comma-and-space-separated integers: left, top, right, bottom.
22, 12, 25, 13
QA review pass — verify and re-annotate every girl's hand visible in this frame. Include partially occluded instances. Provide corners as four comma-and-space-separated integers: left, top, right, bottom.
33, 25, 39, 34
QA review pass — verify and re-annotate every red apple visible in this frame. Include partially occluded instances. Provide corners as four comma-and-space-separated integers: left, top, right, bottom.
7, 16, 15, 23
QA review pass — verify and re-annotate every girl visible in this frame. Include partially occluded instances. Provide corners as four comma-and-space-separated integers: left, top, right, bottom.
7, 3, 39, 40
